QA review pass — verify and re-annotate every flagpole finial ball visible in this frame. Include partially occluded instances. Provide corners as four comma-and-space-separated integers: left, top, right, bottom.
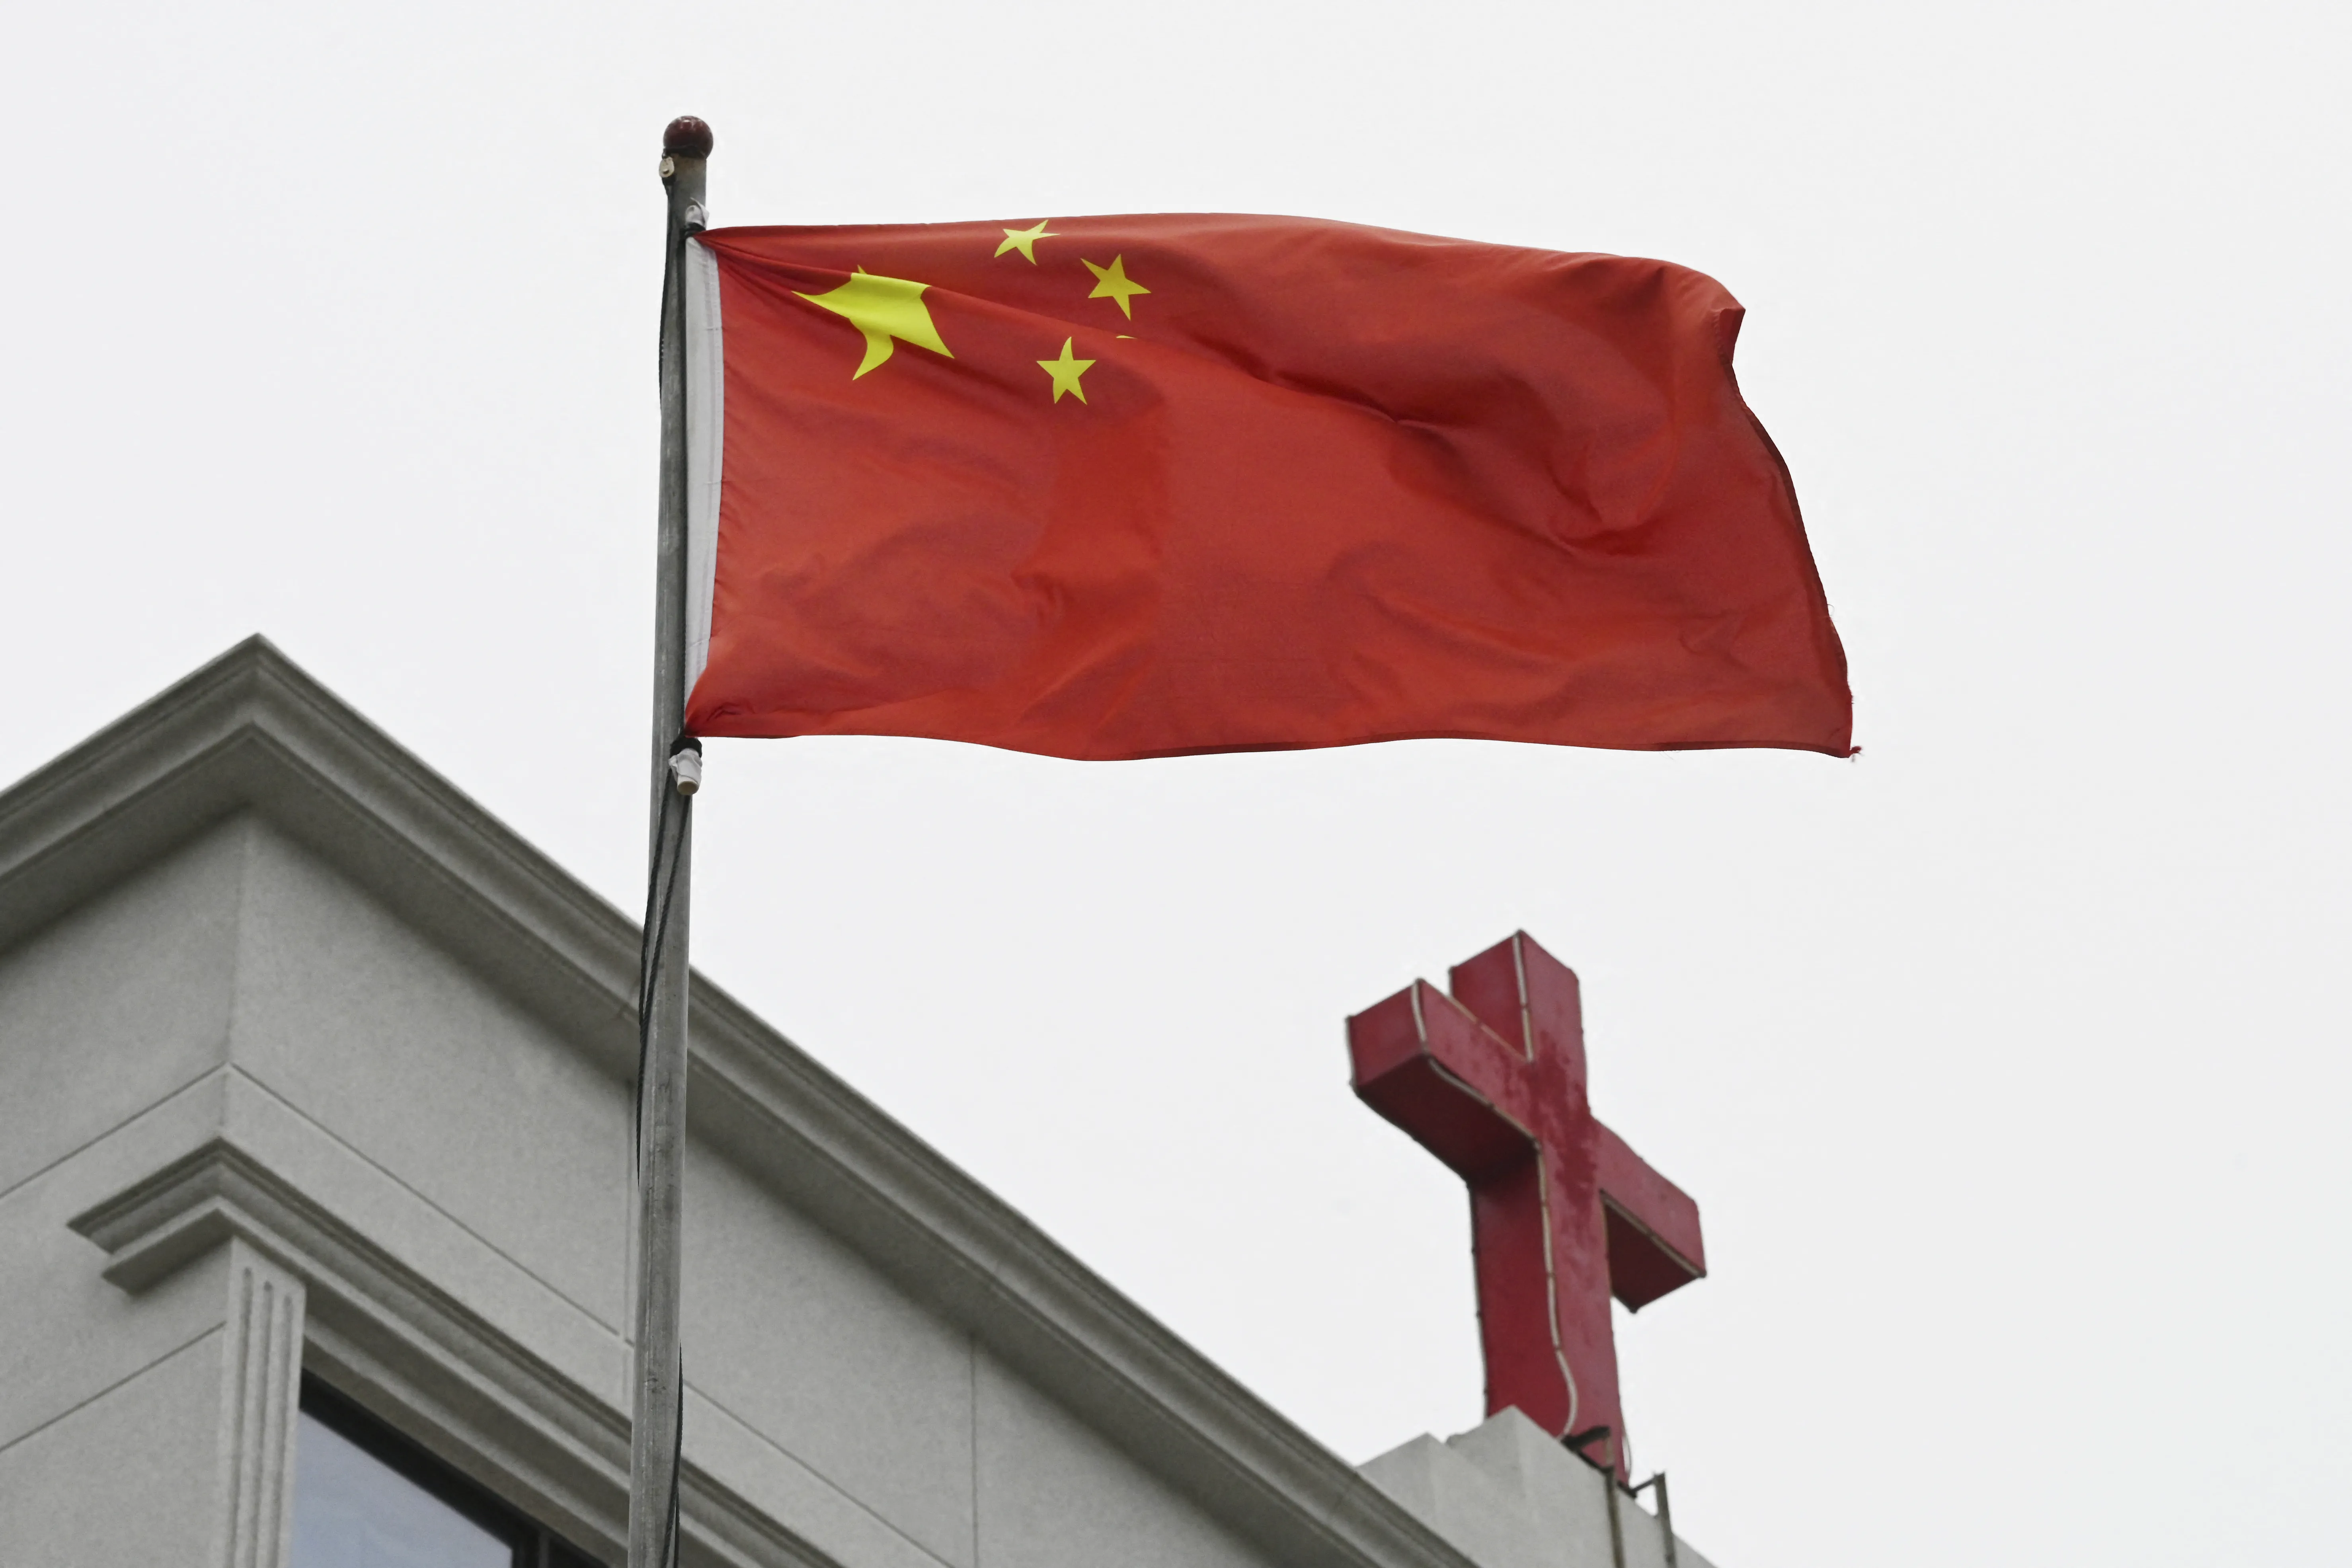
663, 117, 714, 159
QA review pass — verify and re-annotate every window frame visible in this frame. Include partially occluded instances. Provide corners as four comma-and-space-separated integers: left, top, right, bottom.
297, 1374, 600, 1568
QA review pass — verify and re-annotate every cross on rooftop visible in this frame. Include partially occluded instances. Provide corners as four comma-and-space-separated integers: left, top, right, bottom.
1348, 932, 1706, 1480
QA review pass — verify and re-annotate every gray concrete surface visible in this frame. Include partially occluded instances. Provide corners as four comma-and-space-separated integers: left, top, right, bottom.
1363, 1410, 1716, 1568
0, 641, 1730, 1568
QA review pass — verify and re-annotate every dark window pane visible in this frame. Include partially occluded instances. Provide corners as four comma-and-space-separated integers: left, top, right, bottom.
290, 1410, 515, 1568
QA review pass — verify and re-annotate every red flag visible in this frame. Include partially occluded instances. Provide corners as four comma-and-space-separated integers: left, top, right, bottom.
679, 215, 1851, 759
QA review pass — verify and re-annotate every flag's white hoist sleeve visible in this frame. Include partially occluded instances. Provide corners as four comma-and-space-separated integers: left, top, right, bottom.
682, 237, 725, 709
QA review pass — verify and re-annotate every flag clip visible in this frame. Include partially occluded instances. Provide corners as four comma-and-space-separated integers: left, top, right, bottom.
682, 201, 708, 235
668, 737, 704, 797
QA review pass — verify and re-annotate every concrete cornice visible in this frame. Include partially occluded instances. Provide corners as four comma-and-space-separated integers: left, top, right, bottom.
0, 637, 644, 1058
6, 638, 1473, 1568
68, 1137, 831, 1568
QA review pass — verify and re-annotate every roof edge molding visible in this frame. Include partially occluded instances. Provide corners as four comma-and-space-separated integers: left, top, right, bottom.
11, 638, 1472, 1568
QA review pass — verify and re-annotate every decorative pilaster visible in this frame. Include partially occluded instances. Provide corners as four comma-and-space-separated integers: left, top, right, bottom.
211, 1239, 307, 1568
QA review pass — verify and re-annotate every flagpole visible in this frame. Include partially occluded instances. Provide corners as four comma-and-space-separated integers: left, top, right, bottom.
630, 113, 710, 1568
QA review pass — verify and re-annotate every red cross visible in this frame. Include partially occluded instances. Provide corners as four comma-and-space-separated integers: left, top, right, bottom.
1348, 932, 1706, 1479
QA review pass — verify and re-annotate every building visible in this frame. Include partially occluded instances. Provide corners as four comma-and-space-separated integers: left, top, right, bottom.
0, 639, 1711, 1568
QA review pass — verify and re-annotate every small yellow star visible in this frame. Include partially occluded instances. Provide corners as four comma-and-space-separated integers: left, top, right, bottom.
995, 219, 1057, 263
1037, 337, 1096, 404
1081, 254, 1151, 318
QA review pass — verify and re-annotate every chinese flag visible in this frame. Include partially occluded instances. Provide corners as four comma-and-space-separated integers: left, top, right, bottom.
682, 215, 1851, 759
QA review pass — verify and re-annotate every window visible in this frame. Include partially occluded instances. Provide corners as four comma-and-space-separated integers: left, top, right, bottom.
290, 1377, 599, 1568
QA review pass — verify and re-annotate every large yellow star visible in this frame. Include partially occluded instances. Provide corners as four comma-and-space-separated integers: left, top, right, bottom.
995, 219, 1057, 263
1037, 338, 1096, 404
1081, 254, 1151, 319
794, 267, 953, 379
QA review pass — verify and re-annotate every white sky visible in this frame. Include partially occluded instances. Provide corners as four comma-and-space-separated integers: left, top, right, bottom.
4, 2, 2346, 1563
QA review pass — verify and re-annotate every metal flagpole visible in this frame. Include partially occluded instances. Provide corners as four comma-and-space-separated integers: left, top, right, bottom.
630, 113, 711, 1568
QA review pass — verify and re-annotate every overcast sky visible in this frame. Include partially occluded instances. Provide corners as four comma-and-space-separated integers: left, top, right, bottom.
4, 2, 2346, 1564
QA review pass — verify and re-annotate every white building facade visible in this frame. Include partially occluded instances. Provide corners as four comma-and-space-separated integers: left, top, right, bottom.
0, 640, 1709, 1568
